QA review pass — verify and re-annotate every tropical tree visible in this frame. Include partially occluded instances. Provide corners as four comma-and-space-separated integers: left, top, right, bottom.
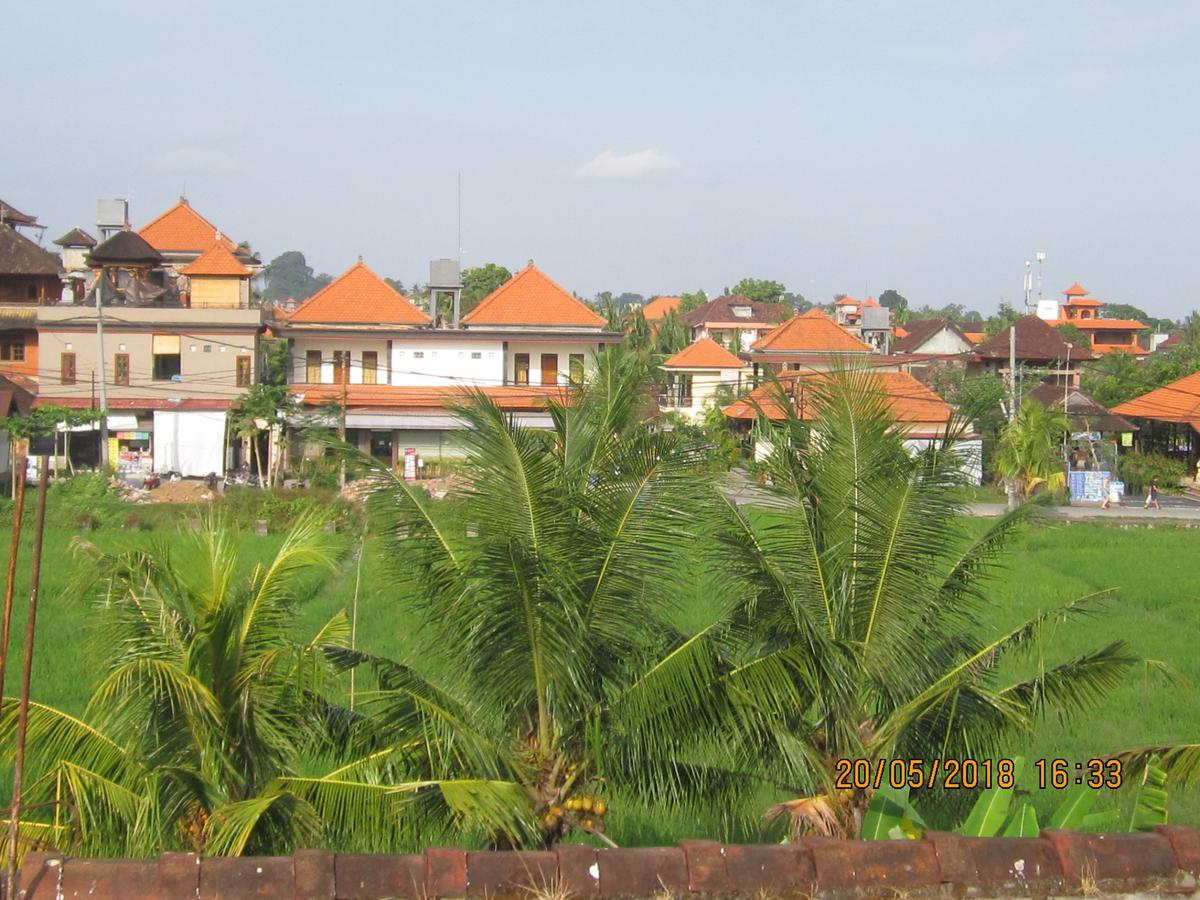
330, 346, 769, 848
461, 263, 512, 314
0, 516, 401, 860
710, 370, 1136, 838
996, 399, 1069, 502
730, 278, 786, 304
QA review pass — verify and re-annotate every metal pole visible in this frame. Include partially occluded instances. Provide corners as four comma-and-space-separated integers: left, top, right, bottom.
1007, 324, 1018, 510
5, 459, 50, 894
0, 440, 28, 718
95, 275, 109, 468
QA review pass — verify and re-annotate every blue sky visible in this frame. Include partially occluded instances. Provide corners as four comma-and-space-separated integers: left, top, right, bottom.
6, 1, 1199, 317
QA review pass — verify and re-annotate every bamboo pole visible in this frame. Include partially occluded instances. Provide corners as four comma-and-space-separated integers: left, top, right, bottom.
0, 439, 28, 718
5, 458, 49, 896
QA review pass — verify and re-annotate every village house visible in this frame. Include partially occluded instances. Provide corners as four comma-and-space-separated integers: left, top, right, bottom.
138, 197, 261, 280
722, 369, 982, 481
1037, 282, 1148, 355
53, 227, 97, 302
659, 337, 748, 422
970, 315, 1095, 387
35, 229, 263, 476
743, 308, 879, 379
279, 261, 622, 465
889, 318, 975, 356
679, 295, 790, 351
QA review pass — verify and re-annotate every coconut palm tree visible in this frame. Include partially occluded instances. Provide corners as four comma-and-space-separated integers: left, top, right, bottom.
996, 399, 1070, 502
317, 346, 769, 848
713, 369, 1137, 838
0, 516, 417, 860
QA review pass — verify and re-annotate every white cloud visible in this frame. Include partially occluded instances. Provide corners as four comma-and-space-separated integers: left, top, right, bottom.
575, 149, 680, 180
153, 147, 242, 175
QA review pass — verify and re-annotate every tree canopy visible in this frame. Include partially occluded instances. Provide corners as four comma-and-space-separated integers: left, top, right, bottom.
261, 251, 332, 303
730, 278, 786, 304
878, 289, 908, 312
460, 263, 512, 313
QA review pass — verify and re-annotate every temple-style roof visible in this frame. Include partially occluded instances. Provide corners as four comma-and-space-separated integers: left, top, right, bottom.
87, 230, 163, 267
0, 200, 38, 229
179, 243, 254, 278
0, 224, 62, 276
53, 227, 97, 248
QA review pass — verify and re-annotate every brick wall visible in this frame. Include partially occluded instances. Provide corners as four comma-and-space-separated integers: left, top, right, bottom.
14, 827, 1200, 898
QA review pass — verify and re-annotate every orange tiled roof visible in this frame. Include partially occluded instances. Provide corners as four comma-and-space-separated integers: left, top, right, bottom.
894, 326, 910, 339
1064, 318, 1148, 331
751, 310, 874, 353
723, 370, 953, 426
964, 331, 986, 344
179, 242, 253, 277
835, 295, 859, 306
1063, 296, 1102, 308
461, 263, 606, 328
139, 199, 237, 253
663, 337, 746, 369
287, 260, 431, 325
1062, 282, 1090, 297
296, 383, 567, 411
641, 296, 682, 321
1112, 371, 1200, 428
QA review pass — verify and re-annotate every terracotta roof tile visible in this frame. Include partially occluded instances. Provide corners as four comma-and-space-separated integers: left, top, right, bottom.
139, 199, 237, 253
287, 260, 431, 325
461, 263, 605, 328
1112, 371, 1200, 427
751, 310, 874, 353
297, 384, 568, 411
179, 242, 253, 277
723, 370, 954, 428
1062, 282, 1090, 297
663, 337, 746, 369
641, 296, 681, 321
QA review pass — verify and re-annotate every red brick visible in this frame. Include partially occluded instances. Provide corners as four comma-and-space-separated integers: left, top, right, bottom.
466, 850, 557, 896
555, 843, 599, 896
597, 847, 687, 897
1156, 825, 1200, 874
721, 843, 815, 893
294, 849, 334, 899
807, 836, 939, 889
200, 855, 293, 899
968, 835, 1063, 889
924, 830, 975, 884
1043, 830, 1175, 882
679, 840, 729, 892
425, 847, 468, 897
158, 852, 201, 897
17, 852, 62, 900
61, 859, 156, 899
334, 853, 424, 899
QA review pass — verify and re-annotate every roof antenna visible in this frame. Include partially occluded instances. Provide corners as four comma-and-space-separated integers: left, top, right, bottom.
457, 171, 462, 269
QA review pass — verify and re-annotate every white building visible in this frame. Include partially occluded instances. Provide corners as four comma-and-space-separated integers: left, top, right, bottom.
280, 260, 622, 464
659, 338, 748, 423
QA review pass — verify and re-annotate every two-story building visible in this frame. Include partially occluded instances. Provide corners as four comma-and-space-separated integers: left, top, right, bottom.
35, 229, 262, 476
679, 295, 790, 351
279, 260, 622, 465
1038, 282, 1149, 355
659, 338, 748, 422
743, 308, 878, 378
138, 197, 261, 280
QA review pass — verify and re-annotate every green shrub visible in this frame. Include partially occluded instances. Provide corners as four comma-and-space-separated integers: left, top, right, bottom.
1119, 451, 1186, 494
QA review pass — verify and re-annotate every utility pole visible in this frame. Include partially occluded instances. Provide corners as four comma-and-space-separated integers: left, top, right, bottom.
95, 273, 110, 468
1007, 323, 1019, 511
5, 455, 50, 896
0, 439, 28, 722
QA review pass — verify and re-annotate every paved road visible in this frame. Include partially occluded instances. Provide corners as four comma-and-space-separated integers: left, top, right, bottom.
723, 469, 1200, 523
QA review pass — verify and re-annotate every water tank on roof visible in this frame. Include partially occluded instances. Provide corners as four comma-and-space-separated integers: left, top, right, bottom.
97, 199, 128, 240
860, 306, 890, 331
429, 258, 461, 289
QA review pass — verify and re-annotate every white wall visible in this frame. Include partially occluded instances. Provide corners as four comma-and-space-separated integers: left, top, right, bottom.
914, 328, 973, 355
506, 340, 601, 385
663, 367, 745, 422
291, 338, 391, 385
392, 340, 504, 387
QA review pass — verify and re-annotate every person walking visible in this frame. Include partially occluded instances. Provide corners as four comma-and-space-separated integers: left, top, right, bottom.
1100, 473, 1112, 509
1144, 477, 1161, 510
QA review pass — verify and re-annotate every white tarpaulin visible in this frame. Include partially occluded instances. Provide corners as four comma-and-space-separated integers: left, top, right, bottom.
153, 410, 226, 476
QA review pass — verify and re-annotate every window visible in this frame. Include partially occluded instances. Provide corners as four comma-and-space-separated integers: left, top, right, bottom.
306, 350, 321, 383
361, 351, 378, 385
60, 353, 76, 385
114, 353, 130, 386
540, 353, 559, 386
412, 351, 425, 359
0, 339, 25, 362
332, 350, 350, 384
732, 305, 752, 318
236, 355, 252, 387
151, 334, 182, 381
514, 353, 530, 386
569, 353, 585, 384
471, 351, 482, 360
666, 373, 693, 407
26, 285, 36, 300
